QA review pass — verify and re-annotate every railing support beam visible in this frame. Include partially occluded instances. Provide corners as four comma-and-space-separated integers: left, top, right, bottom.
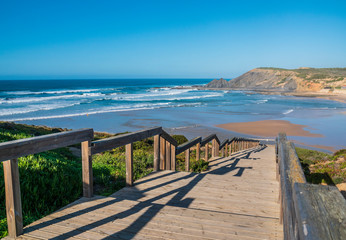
3, 158, 23, 238
154, 135, 160, 171
82, 140, 93, 197
185, 148, 190, 171
126, 143, 133, 186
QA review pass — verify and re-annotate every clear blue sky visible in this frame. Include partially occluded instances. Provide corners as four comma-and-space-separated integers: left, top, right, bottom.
0, 0, 345, 79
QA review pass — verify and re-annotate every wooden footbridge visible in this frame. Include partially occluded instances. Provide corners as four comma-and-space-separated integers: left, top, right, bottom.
1, 127, 345, 239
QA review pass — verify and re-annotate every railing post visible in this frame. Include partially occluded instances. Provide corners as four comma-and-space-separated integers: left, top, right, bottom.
166, 141, 171, 170
212, 139, 216, 157
196, 142, 200, 161
171, 145, 176, 170
82, 140, 93, 197
154, 135, 160, 171
225, 143, 228, 156
126, 143, 133, 186
215, 140, 219, 157
160, 137, 166, 170
185, 148, 190, 171
3, 159, 23, 238
205, 143, 209, 161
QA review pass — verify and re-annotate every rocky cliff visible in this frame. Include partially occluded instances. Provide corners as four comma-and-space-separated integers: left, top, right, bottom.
206, 67, 346, 92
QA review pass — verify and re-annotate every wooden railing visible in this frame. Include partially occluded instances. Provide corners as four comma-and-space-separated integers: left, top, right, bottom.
0, 128, 94, 238
0, 126, 260, 238
276, 133, 346, 240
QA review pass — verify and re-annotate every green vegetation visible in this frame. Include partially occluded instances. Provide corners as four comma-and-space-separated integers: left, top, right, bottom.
0, 122, 209, 237
258, 67, 346, 80
296, 147, 346, 185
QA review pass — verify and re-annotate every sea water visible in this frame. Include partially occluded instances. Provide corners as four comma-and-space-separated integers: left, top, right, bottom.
0, 79, 345, 150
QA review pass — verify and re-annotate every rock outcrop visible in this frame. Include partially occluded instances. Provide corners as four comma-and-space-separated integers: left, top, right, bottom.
206, 67, 346, 92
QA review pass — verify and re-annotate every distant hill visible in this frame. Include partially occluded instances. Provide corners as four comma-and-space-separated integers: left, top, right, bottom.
205, 67, 346, 92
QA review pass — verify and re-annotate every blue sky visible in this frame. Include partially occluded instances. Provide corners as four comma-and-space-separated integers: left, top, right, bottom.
0, 0, 345, 79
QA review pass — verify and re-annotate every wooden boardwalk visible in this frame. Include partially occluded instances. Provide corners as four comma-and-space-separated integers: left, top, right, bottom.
10, 145, 283, 240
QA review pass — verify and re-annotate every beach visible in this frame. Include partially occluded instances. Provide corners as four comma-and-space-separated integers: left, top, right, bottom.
0, 79, 345, 152
216, 120, 323, 138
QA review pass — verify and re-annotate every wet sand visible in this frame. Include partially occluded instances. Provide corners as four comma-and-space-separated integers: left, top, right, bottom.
215, 120, 323, 138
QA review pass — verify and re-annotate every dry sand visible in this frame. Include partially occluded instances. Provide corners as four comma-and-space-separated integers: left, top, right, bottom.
216, 120, 323, 138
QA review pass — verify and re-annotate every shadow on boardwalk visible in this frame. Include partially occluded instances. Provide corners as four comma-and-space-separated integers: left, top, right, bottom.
22, 145, 274, 240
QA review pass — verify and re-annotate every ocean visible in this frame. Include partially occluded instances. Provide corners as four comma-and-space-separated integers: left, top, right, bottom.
0, 79, 345, 151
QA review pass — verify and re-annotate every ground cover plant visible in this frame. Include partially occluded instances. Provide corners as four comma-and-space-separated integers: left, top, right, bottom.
296, 147, 346, 185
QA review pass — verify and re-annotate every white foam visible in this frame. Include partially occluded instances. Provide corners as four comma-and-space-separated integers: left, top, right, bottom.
255, 99, 268, 104
2, 102, 202, 121
0, 103, 78, 116
3, 89, 102, 95
283, 109, 294, 114
0, 93, 105, 104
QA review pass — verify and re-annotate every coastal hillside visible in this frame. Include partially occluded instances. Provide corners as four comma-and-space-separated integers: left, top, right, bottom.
206, 67, 346, 92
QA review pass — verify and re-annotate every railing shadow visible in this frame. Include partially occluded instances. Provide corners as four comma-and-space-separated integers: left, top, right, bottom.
23, 146, 266, 239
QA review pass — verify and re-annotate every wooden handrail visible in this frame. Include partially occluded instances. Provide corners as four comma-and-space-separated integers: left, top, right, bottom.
0, 128, 94, 162
0, 128, 94, 238
200, 134, 218, 146
176, 136, 202, 155
276, 133, 346, 240
91, 127, 162, 154
219, 139, 229, 150
160, 130, 178, 146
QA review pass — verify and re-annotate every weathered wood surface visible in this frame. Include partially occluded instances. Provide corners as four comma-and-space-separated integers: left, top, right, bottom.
277, 133, 306, 240
176, 136, 202, 155
125, 143, 133, 186
12, 145, 283, 240
91, 127, 162, 154
3, 158, 23, 237
81, 141, 93, 197
159, 130, 178, 146
153, 135, 160, 171
293, 183, 346, 240
0, 128, 94, 162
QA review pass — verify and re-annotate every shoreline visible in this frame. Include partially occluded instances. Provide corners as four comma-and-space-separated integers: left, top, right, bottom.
196, 87, 346, 103
215, 119, 337, 153
216, 120, 324, 138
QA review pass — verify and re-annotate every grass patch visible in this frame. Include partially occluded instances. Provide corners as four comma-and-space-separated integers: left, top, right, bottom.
296, 147, 346, 185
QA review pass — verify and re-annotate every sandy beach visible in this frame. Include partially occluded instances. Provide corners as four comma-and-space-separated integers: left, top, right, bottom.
215, 120, 323, 138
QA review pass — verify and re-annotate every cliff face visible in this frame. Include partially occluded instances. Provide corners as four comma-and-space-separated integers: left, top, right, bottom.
206, 67, 346, 92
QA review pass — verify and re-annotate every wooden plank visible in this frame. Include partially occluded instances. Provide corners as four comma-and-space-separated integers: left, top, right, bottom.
3, 158, 23, 237
166, 141, 171, 170
160, 130, 178, 146
293, 183, 346, 240
0, 128, 94, 162
196, 143, 200, 161
185, 149, 190, 172
91, 127, 162, 154
81, 141, 93, 197
171, 145, 176, 171
126, 143, 133, 186
200, 134, 216, 146
205, 143, 209, 161
212, 139, 216, 157
153, 135, 160, 171
215, 140, 219, 157
160, 137, 165, 170
176, 137, 201, 155
219, 139, 228, 150
278, 133, 306, 240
